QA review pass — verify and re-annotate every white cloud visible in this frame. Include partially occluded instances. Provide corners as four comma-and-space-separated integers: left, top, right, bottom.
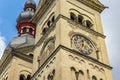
0, 34, 6, 59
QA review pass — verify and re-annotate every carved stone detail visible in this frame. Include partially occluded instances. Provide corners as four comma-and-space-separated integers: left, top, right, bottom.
47, 69, 55, 80
68, 55, 85, 65
71, 67, 84, 80
89, 63, 105, 74
38, 37, 55, 67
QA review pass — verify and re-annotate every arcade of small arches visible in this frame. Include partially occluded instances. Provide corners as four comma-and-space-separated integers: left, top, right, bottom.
71, 67, 104, 80
70, 12, 93, 29
42, 13, 55, 35
21, 27, 35, 35
19, 74, 31, 80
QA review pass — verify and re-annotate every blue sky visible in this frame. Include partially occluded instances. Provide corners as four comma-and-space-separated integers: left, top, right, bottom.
0, 0, 119, 80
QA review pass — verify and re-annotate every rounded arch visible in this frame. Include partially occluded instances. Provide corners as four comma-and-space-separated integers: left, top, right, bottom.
69, 8, 81, 15
27, 75, 31, 80
40, 36, 56, 55
78, 70, 84, 80
78, 15, 84, 24
19, 70, 31, 74
78, 70, 84, 75
100, 68, 105, 74
86, 20, 93, 28
94, 66, 100, 71
22, 27, 27, 33
92, 76, 97, 80
71, 67, 76, 72
19, 74, 26, 80
69, 8, 94, 23
70, 12, 76, 21
19, 70, 31, 78
29, 28, 33, 34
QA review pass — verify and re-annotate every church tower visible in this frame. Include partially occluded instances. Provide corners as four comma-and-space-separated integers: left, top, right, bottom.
31, 0, 113, 80
0, 0, 36, 80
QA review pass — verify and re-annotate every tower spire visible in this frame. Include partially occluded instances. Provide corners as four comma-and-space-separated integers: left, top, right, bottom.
16, 0, 36, 37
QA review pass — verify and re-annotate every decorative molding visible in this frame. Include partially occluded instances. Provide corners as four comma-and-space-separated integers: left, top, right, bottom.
31, 45, 112, 80
35, 14, 105, 48
74, 0, 106, 13
0, 47, 33, 75
89, 63, 105, 74
38, 36, 55, 67
69, 55, 85, 65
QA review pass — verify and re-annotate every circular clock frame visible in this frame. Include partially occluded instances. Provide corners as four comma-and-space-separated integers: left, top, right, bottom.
73, 35, 93, 55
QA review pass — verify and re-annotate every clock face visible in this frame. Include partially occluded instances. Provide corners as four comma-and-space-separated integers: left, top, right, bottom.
73, 35, 93, 55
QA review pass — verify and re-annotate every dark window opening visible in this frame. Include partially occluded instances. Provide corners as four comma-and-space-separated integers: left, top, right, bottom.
29, 28, 33, 34
92, 76, 97, 80
70, 12, 76, 21
23, 28, 27, 33
86, 20, 92, 28
19, 74, 25, 80
27, 75, 31, 80
47, 21, 51, 27
52, 16, 55, 23
29, 54, 33, 57
78, 15, 83, 24
42, 27, 48, 35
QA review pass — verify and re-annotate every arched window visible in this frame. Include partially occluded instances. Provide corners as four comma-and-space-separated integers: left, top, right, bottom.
70, 12, 76, 21
52, 16, 55, 23
27, 75, 31, 80
29, 28, 33, 34
86, 20, 92, 28
19, 74, 26, 80
42, 27, 48, 35
92, 76, 97, 80
78, 15, 83, 24
29, 54, 33, 57
78, 70, 84, 80
47, 70, 55, 80
23, 27, 27, 33
47, 21, 51, 27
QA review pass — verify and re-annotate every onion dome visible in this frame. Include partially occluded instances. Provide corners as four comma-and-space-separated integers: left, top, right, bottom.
16, 0, 36, 37
24, 0, 36, 12
17, 11, 34, 22
25, 0, 36, 5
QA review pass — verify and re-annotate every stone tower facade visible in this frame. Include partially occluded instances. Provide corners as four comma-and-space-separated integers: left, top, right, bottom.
31, 0, 113, 80
0, 0, 113, 80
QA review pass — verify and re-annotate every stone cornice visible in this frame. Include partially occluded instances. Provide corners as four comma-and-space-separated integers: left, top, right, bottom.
35, 14, 105, 48
76, 0, 106, 13
0, 47, 33, 75
31, 45, 112, 79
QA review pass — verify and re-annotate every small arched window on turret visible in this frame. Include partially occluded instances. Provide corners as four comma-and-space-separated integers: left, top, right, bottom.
19, 74, 26, 80
23, 27, 27, 33
29, 28, 33, 34
78, 15, 83, 25
70, 12, 76, 21
86, 20, 93, 29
